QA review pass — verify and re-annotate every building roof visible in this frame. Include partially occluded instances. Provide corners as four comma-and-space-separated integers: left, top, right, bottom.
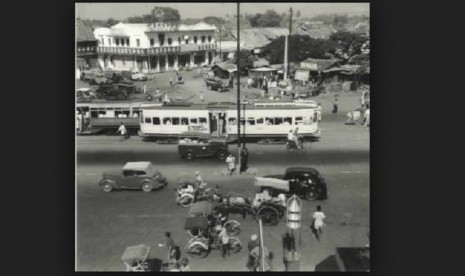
76, 19, 97, 42
295, 22, 336, 39
218, 41, 242, 51
300, 58, 340, 71
97, 22, 217, 37
230, 28, 289, 49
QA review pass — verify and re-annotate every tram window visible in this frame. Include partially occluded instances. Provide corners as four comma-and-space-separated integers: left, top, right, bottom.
172, 117, 180, 125
163, 117, 172, 125
190, 118, 198, 125
265, 117, 274, 125
228, 117, 237, 125
240, 118, 245, 126
275, 117, 284, 125
247, 118, 255, 125
284, 117, 293, 125
122, 108, 130, 117
199, 117, 207, 125
90, 110, 99, 118
295, 117, 303, 125
181, 117, 189, 125
256, 118, 264, 124
98, 110, 107, 118
145, 117, 152, 124
132, 108, 140, 118
152, 117, 160, 125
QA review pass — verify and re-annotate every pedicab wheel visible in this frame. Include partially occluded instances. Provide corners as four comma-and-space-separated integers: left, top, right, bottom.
101, 181, 113, 192
186, 153, 194, 160
228, 237, 243, 254
305, 189, 317, 200
224, 220, 241, 236
187, 244, 209, 259
141, 182, 153, 192
257, 206, 280, 226
179, 194, 194, 207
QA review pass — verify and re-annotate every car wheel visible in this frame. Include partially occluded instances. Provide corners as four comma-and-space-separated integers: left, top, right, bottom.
186, 153, 194, 160
141, 182, 153, 192
101, 181, 113, 192
305, 188, 317, 200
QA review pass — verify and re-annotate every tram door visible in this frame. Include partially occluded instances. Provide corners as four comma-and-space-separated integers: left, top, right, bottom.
208, 111, 226, 137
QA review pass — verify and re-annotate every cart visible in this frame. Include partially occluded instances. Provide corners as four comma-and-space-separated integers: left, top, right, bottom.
189, 201, 241, 236
121, 244, 151, 271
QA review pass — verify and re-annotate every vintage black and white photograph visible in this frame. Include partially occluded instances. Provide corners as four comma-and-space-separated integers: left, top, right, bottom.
76, 2, 370, 271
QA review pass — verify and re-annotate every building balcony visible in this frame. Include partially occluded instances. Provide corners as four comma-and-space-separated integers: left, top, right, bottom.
97, 43, 217, 56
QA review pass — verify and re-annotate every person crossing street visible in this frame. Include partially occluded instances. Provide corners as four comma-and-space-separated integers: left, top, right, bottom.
117, 122, 127, 141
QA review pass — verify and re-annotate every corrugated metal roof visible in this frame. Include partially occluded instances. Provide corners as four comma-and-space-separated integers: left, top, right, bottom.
230, 28, 289, 49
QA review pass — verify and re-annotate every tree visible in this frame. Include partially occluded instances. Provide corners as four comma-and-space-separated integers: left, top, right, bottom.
329, 31, 368, 56
150, 6, 181, 23
234, 50, 256, 75
248, 10, 282, 27
203, 16, 226, 28
106, 18, 119, 27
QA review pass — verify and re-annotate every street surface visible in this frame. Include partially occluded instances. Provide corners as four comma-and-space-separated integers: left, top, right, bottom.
76, 69, 369, 271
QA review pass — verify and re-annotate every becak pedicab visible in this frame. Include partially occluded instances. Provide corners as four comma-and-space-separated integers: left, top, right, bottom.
175, 181, 215, 207
184, 216, 243, 259
121, 244, 151, 271
188, 201, 241, 236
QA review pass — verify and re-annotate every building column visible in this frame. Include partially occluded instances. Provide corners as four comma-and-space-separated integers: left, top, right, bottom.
204, 51, 209, 66
189, 53, 194, 67
165, 54, 169, 71
174, 55, 179, 70
133, 56, 137, 70
156, 56, 160, 72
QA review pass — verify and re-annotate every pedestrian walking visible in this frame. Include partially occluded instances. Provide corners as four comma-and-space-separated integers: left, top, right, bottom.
364, 108, 370, 127
218, 225, 230, 258
246, 234, 260, 271
332, 97, 339, 114
311, 205, 326, 241
117, 122, 127, 141
169, 76, 173, 88
143, 83, 147, 94
225, 153, 236, 176
200, 91, 204, 102
240, 146, 249, 173
162, 231, 177, 261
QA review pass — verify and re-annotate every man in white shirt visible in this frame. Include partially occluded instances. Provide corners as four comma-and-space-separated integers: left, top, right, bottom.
312, 205, 326, 241
118, 122, 127, 141
364, 108, 370, 127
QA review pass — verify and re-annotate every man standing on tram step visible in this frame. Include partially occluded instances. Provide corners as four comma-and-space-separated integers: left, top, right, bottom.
240, 146, 249, 174
117, 122, 127, 142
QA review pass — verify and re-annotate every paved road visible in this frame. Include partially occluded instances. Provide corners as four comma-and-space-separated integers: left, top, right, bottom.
76, 118, 369, 271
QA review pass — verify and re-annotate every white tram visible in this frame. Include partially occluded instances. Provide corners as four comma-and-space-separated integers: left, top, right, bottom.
76, 100, 157, 134
138, 101, 321, 143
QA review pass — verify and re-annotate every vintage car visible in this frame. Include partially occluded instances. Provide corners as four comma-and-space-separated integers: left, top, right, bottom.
99, 162, 168, 192
255, 167, 328, 200
76, 88, 98, 102
122, 70, 148, 81
178, 132, 229, 160
204, 77, 229, 92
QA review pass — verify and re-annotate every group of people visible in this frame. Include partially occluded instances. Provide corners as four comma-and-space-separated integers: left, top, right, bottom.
160, 232, 191, 271
225, 146, 249, 176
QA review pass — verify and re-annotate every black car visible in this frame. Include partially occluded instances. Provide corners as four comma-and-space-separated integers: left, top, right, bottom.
178, 132, 229, 160
96, 85, 129, 101
258, 167, 328, 200
205, 78, 229, 92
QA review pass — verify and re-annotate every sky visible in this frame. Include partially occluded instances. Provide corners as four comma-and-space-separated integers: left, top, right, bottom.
76, 2, 369, 20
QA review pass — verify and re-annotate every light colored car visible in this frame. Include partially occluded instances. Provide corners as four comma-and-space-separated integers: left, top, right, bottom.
131, 72, 148, 81
98, 162, 168, 192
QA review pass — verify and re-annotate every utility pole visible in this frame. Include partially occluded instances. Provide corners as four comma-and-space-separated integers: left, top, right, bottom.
287, 7, 293, 81
236, 2, 241, 168
219, 27, 222, 62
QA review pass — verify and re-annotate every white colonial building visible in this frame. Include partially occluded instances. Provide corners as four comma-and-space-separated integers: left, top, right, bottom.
94, 22, 218, 72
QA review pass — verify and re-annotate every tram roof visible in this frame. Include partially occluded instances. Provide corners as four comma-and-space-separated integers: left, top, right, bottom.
140, 101, 315, 110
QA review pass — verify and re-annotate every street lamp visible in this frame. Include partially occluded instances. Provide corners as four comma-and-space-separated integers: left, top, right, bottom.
285, 194, 302, 271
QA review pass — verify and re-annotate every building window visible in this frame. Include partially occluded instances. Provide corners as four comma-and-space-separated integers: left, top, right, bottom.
178, 37, 181, 45
194, 36, 198, 44
100, 38, 104, 46
158, 33, 165, 46
150, 38, 154, 47
185, 39, 189, 44
201, 36, 206, 43
208, 36, 211, 42
115, 38, 120, 46
108, 38, 111, 46
126, 38, 130, 46
168, 38, 172, 45
136, 39, 140, 47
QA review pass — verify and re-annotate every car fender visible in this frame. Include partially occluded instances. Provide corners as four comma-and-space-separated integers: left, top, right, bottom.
186, 240, 209, 251
99, 178, 115, 187
140, 179, 154, 187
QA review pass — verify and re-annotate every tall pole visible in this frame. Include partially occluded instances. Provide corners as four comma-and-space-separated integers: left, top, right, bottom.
219, 27, 222, 62
236, 2, 241, 168
259, 218, 265, 272
283, 35, 288, 81
287, 7, 293, 82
